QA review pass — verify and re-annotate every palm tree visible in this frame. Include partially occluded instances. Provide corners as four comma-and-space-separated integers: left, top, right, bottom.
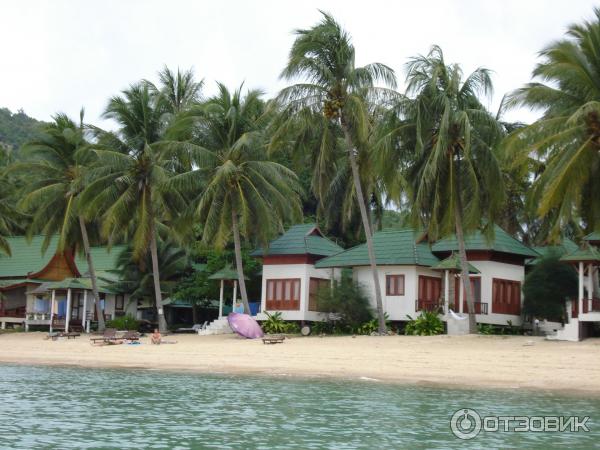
17, 111, 107, 330
170, 84, 302, 314
82, 83, 188, 332
150, 65, 203, 115
397, 46, 504, 333
506, 8, 600, 235
276, 12, 397, 333
113, 240, 189, 307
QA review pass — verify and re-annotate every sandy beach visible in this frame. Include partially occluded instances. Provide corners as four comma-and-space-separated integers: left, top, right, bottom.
1, 332, 599, 395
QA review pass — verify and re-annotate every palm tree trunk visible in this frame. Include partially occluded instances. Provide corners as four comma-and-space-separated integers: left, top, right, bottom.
150, 226, 168, 333
78, 216, 105, 331
453, 201, 477, 333
341, 125, 386, 334
231, 208, 251, 315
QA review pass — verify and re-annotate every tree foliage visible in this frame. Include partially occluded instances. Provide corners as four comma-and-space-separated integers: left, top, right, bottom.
523, 254, 578, 322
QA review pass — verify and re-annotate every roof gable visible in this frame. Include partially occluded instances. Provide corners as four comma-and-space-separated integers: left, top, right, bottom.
0, 235, 59, 278
316, 229, 439, 268
252, 224, 343, 257
431, 225, 538, 258
0, 235, 125, 280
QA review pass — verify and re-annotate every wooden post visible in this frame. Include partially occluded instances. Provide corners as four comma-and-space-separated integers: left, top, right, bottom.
578, 262, 584, 317
49, 290, 56, 333
232, 280, 238, 313
82, 290, 88, 333
459, 277, 464, 314
444, 270, 450, 314
219, 280, 224, 319
66, 288, 72, 333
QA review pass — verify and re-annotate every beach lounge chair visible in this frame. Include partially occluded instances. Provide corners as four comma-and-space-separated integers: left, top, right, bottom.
90, 328, 118, 345
176, 322, 207, 333
262, 335, 286, 345
122, 330, 140, 341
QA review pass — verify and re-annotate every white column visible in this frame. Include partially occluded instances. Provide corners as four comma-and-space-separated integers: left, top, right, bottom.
232, 280, 238, 313
65, 288, 72, 332
49, 290, 56, 333
588, 263, 594, 312
218, 280, 224, 318
444, 270, 450, 314
578, 262, 584, 316
82, 290, 88, 333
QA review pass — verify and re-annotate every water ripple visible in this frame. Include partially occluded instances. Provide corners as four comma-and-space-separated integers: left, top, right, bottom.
0, 365, 597, 449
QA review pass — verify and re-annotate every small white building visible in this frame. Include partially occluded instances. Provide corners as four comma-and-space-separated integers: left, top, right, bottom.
253, 224, 343, 322
551, 234, 600, 341
315, 226, 539, 326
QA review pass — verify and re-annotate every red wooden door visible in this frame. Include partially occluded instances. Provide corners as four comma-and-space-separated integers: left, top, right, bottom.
418, 276, 441, 310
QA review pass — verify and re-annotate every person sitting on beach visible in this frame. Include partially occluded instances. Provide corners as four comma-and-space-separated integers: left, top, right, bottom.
151, 328, 162, 345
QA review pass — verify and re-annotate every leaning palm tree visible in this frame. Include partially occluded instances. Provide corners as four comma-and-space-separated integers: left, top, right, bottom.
170, 84, 302, 314
17, 111, 107, 330
506, 8, 600, 235
82, 83, 188, 332
276, 12, 397, 333
398, 46, 504, 333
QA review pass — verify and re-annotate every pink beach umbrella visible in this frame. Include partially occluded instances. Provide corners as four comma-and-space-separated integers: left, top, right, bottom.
227, 312, 264, 339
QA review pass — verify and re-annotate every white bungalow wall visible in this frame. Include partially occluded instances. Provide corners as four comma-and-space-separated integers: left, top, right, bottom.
354, 261, 528, 325
258, 263, 340, 321
466, 260, 525, 326
353, 265, 441, 321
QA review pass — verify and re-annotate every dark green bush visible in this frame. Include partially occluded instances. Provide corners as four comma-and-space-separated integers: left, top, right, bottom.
106, 315, 140, 331
523, 253, 577, 322
316, 274, 373, 328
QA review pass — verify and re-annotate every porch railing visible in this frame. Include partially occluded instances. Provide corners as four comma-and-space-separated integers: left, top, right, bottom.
415, 299, 443, 312
0, 306, 26, 318
572, 298, 600, 317
25, 312, 52, 321
462, 301, 488, 315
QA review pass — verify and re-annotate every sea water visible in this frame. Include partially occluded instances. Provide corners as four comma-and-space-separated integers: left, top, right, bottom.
0, 364, 598, 449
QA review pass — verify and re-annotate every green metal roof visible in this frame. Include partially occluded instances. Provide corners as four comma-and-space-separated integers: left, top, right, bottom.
527, 239, 579, 266
560, 245, 600, 263
208, 264, 248, 280
0, 235, 59, 278
583, 231, 600, 243
431, 253, 480, 274
431, 225, 539, 258
0, 235, 125, 279
315, 229, 439, 268
252, 223, 344, 257
74, 245, 126, 274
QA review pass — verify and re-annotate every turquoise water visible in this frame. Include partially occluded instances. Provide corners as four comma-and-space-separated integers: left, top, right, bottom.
0, 365, 598, 449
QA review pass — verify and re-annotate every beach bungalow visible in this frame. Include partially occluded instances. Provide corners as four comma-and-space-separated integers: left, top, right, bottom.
252, 224, 343, 322
314, 225, 539, 326
0, 236, 134, 331
551, 234, 600, 341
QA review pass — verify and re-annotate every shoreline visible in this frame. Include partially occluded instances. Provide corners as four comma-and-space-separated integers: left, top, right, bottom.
1, 332, 599, 397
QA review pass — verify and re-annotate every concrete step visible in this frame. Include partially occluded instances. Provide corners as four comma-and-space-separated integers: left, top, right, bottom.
198, 317, 233, 335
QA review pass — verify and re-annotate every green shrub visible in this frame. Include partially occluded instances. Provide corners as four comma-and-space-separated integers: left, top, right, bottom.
405, 311, 444, 336
317, 274, 373, 328
355, 314, 391, 335
261, 312, 299, 334
478, 323, 495, 335
106, 315, 140, 331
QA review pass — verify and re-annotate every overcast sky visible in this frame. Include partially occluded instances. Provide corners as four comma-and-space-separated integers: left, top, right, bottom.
1, 0, 598, 128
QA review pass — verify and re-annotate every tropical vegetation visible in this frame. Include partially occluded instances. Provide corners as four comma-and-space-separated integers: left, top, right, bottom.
1, 9, 600, 333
